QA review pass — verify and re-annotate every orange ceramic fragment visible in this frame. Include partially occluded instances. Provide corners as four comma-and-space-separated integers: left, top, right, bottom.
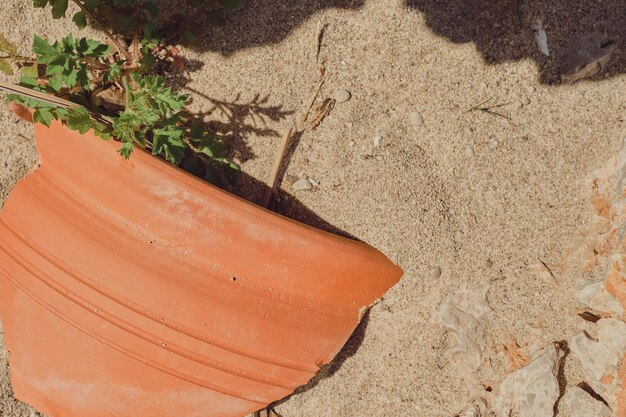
0, 121, 402, 417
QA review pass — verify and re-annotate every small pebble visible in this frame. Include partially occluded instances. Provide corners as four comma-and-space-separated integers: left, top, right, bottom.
464, 146, 474, 158
431, 266, 442, 279
348, 140, 355, 147
374, 133, 383, 147
335, 90, 351, 103
409, 111, 424, 127
375, 155, 384, 161
485, 259, 493, 268
308, 178, 320, 187
527, 86, 536, 94
292, 178, 313, 191
513, 100, 524, 110
522, 97, 531, 105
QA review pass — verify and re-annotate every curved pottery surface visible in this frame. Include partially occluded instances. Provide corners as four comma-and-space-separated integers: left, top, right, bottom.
0, 121, 402, 417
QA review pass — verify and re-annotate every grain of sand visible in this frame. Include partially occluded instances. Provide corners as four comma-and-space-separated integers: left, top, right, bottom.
0, 0, 624, 416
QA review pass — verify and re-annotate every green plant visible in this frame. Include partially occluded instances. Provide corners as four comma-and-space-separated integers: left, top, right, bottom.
0, 0, 243, 175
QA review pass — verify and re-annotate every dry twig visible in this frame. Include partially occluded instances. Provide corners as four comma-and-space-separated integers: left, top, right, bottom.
297, 78, 324, 131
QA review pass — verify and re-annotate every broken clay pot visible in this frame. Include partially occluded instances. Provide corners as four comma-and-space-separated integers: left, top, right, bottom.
0, 119, 402, 417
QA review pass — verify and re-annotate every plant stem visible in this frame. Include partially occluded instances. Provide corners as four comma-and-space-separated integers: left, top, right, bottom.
6, 54, 36, 63
132, 0, 142, 63
84, 57, 110, 71
71, 0, 133, 62
0, 80, 113, 125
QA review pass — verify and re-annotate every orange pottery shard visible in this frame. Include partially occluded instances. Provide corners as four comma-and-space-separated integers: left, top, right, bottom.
0, 120, 402, 417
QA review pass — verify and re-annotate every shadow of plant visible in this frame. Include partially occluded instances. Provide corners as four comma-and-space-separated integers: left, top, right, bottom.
404, 0, 625, 84
183, 86, 295, 163
169, 0, 365, 55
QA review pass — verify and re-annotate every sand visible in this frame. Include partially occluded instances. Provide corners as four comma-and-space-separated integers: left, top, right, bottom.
0, 0, 625, 416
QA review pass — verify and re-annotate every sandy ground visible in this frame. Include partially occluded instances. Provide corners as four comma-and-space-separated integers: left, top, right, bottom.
0, 0, 625, 416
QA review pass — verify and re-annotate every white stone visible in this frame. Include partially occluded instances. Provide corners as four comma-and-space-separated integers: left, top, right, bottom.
533, 19, 550, 56
433, 284, 492, 371
409, 111, 424, 127
334, 90, 351, 103
559, 386, 612, 417
494, 345, 562, 417
570, 318, 626, 409
374, 133, 383, 147
576, 280, 623, 315
292, 178, 313, 191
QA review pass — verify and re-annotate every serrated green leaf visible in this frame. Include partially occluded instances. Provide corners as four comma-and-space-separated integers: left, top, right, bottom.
62, 55, 73, 71
37, 53, 64, 65
64, 69, 78, 87
20, 65, 38, 78
51, 0, 69, 18
33, 108, 53, 126
48, 75, 64, 91
65, 106, 92, 134
104, 60, 123, 83
84, 39, 111, 57
73, 11, 87, 29
0, 59, 13, 75
76, 65, 88, 87
161, 136, 186, 163
61, 33, 75, 52
140, 50, 155, 72
199, 146, 214, 157
6, 93, 52, 109
118, 141, 134, 159
19, 76, 40, 88
45, 63, 64, 75
54, 107, 68, 119
32, 35, 56, 56
0, 34, 17, 55
64, 106, 112, 139
33, 0, 49, 8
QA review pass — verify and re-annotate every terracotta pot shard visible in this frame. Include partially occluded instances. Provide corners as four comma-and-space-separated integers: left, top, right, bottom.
0, 119, 402, 417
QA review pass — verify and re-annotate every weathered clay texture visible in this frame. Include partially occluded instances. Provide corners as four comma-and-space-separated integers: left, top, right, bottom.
0, 121, 402, 417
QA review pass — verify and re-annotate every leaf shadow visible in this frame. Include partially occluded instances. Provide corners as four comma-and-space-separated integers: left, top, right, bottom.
182, 86, 295, 163
163, 0, 366, 55
404, 0, 625, 84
